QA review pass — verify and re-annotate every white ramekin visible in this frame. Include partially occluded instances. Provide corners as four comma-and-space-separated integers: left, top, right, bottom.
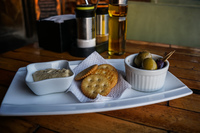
124, 53, 169, 92
25, 60, 75, 95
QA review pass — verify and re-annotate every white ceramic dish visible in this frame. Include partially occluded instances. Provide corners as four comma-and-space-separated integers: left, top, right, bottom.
25, 60, 74, 95
125, 54, 169, 92
0, 59, 192, 116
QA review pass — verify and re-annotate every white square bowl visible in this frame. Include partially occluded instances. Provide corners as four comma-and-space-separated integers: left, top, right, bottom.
124, 54, 169, 92
25, 60, 75, 95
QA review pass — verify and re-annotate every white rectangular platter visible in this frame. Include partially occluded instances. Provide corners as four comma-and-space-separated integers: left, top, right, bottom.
0, 59, 193, 116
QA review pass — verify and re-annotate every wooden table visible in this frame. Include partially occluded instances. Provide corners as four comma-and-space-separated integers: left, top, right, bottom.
0, 40, 200, 133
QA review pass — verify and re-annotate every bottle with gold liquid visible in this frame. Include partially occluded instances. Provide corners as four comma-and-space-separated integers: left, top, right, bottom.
96, 4, 109, 44
108, 0, 128, 55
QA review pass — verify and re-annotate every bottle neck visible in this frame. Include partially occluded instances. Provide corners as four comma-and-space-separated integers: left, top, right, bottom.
109, 0, 127, 5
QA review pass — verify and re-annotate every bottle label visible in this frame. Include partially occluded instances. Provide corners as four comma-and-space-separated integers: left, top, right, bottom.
77, 17, 95, 40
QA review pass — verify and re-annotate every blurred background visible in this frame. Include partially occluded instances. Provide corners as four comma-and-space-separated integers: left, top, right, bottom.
0, 0, 200, 53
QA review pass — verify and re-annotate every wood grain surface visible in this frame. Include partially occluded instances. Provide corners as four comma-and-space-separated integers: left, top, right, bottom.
0, 40, 199, 133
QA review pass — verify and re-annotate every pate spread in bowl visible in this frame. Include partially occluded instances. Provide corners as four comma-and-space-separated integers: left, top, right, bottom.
25, 60, 74, 95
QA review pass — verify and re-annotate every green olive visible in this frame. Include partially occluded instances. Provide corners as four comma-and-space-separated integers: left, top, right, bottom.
134, 51, 152, 67
142, 58, 157, 70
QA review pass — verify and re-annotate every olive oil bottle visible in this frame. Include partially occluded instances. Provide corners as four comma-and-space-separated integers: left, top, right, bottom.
108, 1, 128, 55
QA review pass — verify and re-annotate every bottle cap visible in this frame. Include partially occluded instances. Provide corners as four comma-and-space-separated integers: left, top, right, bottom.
75, 4, 95, 17
96, 4, 108, 15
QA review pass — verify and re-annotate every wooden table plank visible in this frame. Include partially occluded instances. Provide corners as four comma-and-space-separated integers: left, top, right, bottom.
22, 113, 167, 133
0, 117, 38, 133
1, 51, 60, 64
13, 43, 85, 61
0, 57, 29, 72
171, 53, 200, 63
100, 104, 200, 132
169, 67, 200, 81
170, 59, 200, 71
169, 94, 200, 113
0, 86, 9, 104
180, 79, 200, 91
0, 69, 15, 86
35, 127, 57, 133
171, 44, 200, 55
